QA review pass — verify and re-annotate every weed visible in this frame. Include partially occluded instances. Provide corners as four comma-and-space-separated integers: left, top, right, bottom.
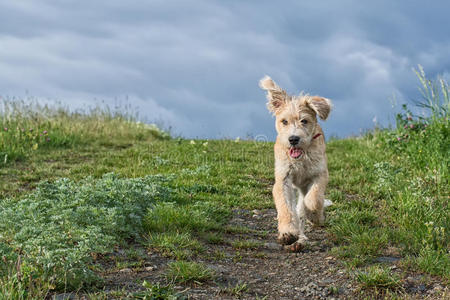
253, 252, 268, 259
200, 232, 224, 245
144, 201, 229, 234
224, 225, 252, 234
355, 265, 400, 289
147, 232, 204, 260
0, 100, 168, 164
133, 281, 186, 300
166, 261, 214, 284
0, 173, 171, 289
223, 282, 248, 297
212, 250, 227, 260
231, 240, 262, 250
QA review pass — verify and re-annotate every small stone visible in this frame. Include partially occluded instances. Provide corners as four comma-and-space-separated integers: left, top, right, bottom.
264, 242, 281, 250
208, 264, 227, 274
144, 266, 154, 271
418, 284, 426, 292
325, 256, 333, 260
119, 268, 132, 273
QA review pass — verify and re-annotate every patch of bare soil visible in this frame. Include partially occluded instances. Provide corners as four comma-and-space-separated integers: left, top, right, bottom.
93, 209, 447, 299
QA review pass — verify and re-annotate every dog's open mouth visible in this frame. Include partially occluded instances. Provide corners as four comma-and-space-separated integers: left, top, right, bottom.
289, 147, 303, 159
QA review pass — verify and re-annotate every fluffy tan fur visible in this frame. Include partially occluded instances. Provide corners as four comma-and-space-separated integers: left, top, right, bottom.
260, 76, 332, 252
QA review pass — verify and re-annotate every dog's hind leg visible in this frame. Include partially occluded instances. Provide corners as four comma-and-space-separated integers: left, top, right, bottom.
273, 179, 299, 245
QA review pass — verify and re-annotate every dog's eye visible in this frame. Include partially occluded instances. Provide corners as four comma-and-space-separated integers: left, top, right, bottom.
281, 119, 288, 125
301, 119, 308, 125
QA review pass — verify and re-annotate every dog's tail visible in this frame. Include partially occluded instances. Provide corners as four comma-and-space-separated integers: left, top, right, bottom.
324, 199, 333, 208
304, 198, 333, 212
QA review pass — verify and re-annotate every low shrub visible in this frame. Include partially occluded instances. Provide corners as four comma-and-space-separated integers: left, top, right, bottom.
0, 173, 171, 290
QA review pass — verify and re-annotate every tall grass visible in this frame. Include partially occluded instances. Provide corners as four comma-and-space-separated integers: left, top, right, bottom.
384, 68, 449, 277
329, 67, 449, 279
0, 99, 169, 163
413, 64, 449, 120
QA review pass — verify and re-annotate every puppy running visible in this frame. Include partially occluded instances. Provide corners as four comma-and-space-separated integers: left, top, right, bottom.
259, 76, 332, 252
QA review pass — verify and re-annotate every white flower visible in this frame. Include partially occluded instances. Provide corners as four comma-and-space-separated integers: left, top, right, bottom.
235, 137, 240, 143
202, 142, 208, 147
190, 140, 196, 145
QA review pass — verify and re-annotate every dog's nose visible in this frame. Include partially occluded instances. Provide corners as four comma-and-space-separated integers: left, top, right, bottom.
288, 135, 300, 146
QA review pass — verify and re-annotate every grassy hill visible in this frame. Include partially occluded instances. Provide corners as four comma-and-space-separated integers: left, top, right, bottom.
0, 72, 448, 299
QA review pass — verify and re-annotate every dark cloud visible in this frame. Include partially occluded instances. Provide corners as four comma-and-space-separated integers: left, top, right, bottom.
1, 0, 449, 139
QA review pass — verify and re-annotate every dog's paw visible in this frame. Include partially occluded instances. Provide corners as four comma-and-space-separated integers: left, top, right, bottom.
277, 232, 298, 245
283, 236, 308, 252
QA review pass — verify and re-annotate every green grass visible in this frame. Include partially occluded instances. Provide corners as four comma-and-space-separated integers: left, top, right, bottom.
166, 261, 214, 284
222, 282, 249, 297
0, 173, 171, 290
355, 265, 401, 289
0, 100, 168, 164
147, 232, 204, 259
133, 281, 185, 300
0, 68, 448, 297
327, 68, 449, 280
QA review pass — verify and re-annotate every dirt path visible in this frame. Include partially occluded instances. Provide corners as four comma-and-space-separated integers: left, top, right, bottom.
97, 209, 446, 300
195, 208, 352, 299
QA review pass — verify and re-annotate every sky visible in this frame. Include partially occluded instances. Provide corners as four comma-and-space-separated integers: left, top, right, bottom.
1, 0, 449, 140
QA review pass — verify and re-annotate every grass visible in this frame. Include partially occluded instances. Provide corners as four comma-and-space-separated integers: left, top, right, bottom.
0, 173, 171, 290
166, 261, 214, 284
147, 232, 204, 259
0, 67, 448, 297
355, 265, 401, 289
327, 68, 449, 279
222, 282, 249, 297
231, 239, 262, 250
133, 281, 186, 300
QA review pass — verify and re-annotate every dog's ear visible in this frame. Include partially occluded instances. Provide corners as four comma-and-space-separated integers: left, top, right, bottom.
307, 96, 332, 120
259, 76, 288, 115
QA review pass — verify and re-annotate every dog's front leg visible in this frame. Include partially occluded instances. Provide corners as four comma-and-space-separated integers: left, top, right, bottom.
303, 175, 327, 226
295, 192, 309, 243
273, 177, 299, 245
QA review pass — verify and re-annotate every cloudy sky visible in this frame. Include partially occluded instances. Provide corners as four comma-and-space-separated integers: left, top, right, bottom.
1, 1, 449, 140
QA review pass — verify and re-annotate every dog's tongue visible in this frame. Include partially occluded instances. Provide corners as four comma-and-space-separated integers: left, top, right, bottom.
289, 148, 303, 158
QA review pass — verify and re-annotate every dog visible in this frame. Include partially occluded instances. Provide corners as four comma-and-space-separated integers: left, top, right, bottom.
259, 76, 332, 252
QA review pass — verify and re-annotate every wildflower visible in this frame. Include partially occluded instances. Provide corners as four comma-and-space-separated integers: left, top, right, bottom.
403, 125, 408, 129
409, 124, 414, 129
190, 140, 196, 145
235, 137, 240, 143
202, 142, 208, 147
407, 115, 412, 121
29, 128, 33, 132
43, 130, 48, 134
397, 137, 401, 141
3, 128, 7, 131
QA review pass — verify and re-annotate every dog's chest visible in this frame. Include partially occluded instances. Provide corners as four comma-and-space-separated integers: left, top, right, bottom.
286, 157, 325, 187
